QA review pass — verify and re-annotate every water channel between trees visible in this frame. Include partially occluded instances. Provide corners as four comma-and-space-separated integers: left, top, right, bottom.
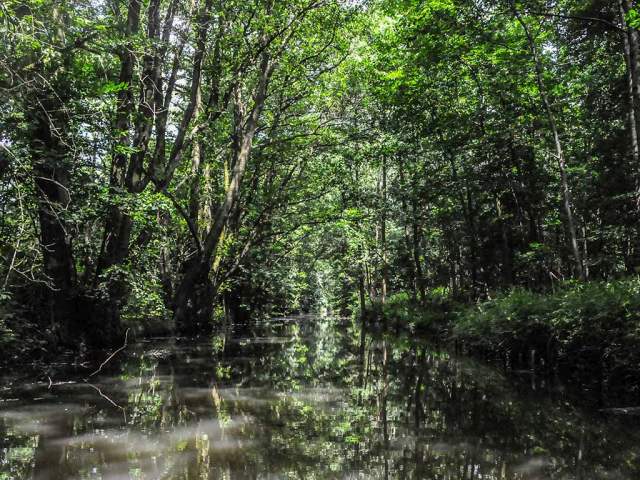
1, 315, 639, 479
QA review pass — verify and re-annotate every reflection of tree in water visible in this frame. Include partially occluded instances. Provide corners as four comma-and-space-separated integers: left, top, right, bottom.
1, 316, 640, 479
356, 326, 640, 479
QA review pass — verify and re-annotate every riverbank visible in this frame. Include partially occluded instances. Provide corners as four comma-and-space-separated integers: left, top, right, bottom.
365, 277, 640, 405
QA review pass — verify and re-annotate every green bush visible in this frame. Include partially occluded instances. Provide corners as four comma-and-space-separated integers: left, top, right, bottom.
360, 288, 456, 332
383, 292, 413, 324
451, 277, 640, 399
372, 278, 640, 400
452, 288, 556, 359
0, 290, 50, 363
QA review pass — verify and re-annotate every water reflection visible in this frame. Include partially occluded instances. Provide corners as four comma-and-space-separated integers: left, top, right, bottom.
1, 316, 639, 479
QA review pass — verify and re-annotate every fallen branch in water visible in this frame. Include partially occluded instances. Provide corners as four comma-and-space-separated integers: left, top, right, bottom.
86, 382, 127, 423
86, 328, 130, 379
600, 407, 640, 416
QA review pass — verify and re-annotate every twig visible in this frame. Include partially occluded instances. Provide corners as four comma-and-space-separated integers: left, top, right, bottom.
86, 328, 130, 379
525, 10, 625, 33
86, 383, 127, 423
2, 183, 25, 290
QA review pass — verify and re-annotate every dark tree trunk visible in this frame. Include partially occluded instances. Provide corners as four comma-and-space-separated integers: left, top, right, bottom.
411, 215, 426, 304
620, 0, 640, 203
93, 0, 213, 336
22, 5, 126, 347
172, 257, 215, 335
495, 196, 513, 286
28, 98, 77, 342
95, 0, 142, 277
380, 155, 388, 304
397, 158, 420, 302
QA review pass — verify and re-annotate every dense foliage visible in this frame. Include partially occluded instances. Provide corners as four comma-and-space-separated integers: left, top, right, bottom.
453, 278, 640, 400
2, 0, 640, 364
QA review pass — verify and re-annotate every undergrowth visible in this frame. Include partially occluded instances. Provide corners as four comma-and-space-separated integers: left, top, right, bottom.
363, 277, 640, 402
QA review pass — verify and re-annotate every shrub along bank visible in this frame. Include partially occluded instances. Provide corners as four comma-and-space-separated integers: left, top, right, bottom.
364, 277, 640, 403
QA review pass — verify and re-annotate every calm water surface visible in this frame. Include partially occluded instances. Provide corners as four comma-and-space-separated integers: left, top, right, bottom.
1, 315, 639, 479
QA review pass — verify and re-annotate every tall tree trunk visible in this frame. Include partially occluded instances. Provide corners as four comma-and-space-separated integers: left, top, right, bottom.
513, 7, 585, 281
172, 51, 273, 333
359, 271, 367, 318
411, 209, 426, 304
188, 82, 203, 247
28, 95, 76, 342
98, 0, 210, 270
26, 5, 77, 343
620, 0, 640, 214
93, 0, 211, 337
399, 196, 416, 300
380, 155, 389, 305
465, 185, 479, 292
96, 0, 142, 277
495, 196, 513, 285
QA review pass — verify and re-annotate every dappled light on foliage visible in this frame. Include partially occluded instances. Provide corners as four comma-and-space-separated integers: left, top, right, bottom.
3, 0, 640, 477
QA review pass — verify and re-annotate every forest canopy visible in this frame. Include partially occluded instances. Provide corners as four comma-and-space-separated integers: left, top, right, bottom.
1, 0, 640, 350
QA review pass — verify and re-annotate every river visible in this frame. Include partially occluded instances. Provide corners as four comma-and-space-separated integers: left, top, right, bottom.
1, 315, 639, 479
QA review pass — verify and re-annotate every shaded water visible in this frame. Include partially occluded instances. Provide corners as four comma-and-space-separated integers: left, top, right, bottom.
1, 315, 639, 479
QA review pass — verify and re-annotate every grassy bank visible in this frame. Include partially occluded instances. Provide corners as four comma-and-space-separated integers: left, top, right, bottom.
365, 277, 640, 403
